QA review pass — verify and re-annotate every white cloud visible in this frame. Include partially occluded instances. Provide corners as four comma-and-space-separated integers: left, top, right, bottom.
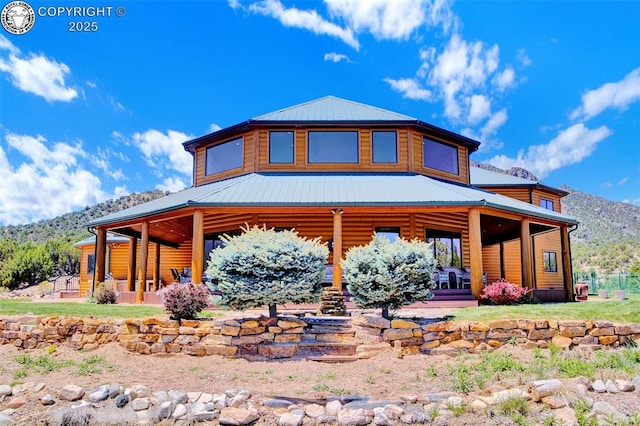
0, 35, 77, 102
248, 0, 359, 50
467, 94, 491, 123
517, 48, 532, 67
132, 129, 193, 177
383, 77, 432, 101
208, 124, 222, 133
0, 133, 119, 225
570, 67, 640, 121
487, 123, 612, 178
617, 177, 629, 186
324, 52, 350, 63
156, 177, 187, 192
493, 66, 515, 92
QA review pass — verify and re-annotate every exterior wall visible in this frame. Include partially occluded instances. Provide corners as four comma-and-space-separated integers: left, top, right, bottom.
532, 189, 563, 213
482, 244, 501, 284
503, 239, 522, 286
533, 229, 564, 289
478, 187, 531, 203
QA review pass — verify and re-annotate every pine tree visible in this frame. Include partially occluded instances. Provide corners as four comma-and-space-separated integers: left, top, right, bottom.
342, 235, 436, 319
206, 225, 328, 317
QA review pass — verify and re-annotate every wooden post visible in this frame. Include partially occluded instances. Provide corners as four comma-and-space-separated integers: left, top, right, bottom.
137, 221, 149, 304
127, 237, 137, 292
468, 208, 484, 298
95, 228, 107, 296
191, 209, 204, 285
561, 225, 575, 302
520, 218, 534, 290
332, 208, 344, 291
153, 243, 161, 291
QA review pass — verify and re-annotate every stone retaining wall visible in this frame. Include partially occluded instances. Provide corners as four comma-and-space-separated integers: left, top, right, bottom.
1, 315, 640, 358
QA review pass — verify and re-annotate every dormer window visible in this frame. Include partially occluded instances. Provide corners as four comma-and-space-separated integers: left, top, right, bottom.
372, 131, 397, 163
308, 131, 358, 163
269, 131, 294, 164
206, 137, 243, 175
423, 136, 459, 175
540, 198, 554, 211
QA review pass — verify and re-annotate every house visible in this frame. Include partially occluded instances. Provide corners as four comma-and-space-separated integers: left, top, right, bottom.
81, 96, 578, 304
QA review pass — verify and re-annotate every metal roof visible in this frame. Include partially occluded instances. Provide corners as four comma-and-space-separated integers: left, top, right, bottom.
88, 173, 578, 227
470, 166, 538, 186
73, 233, 129, 247
252, 96, 417, 122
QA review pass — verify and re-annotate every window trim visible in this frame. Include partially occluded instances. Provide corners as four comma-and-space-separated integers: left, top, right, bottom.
371, 131, 398, 164
307, 130, 359, 164
422, 136, 459, 175
543, 250, 558, 273
205, 137, 244, 176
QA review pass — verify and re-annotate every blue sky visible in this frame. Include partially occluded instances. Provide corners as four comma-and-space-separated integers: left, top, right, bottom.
0, 0, 638, 226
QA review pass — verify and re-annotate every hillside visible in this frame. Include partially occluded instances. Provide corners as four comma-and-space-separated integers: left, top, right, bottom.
0, 190, 168, 244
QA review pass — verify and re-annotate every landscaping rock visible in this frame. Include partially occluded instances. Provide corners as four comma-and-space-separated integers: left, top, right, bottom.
0, 386, 12, 397
219, 407, 259, 425
59, 384, 84, 401
88, 385, 110, 402
114, 394, 130, 408
40, 394, 56, 405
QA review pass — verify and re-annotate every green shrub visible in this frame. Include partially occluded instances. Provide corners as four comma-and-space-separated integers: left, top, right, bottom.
206, 225, 328, 318
161, 283, 210, 320
342, 235, 435, 319
95, 282, 117, 304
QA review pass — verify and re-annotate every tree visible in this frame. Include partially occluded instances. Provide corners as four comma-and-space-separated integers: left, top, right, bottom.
0, 243, 54, 289
342, 235, 436, 319
206, 225, 328, 318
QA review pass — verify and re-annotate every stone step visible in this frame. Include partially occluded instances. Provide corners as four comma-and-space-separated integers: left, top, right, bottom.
303, 316, 353, 326
305, 326, 354, 334
306, 355, 359, 363
297, 342, 357, 356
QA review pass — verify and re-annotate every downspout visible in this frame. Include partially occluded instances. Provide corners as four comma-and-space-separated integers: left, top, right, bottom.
88, 227, 97, 298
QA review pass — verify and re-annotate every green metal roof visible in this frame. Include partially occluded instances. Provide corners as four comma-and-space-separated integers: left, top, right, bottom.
88, 173, 578, 227
73, 233, 129, 247
252, 96, 417, 122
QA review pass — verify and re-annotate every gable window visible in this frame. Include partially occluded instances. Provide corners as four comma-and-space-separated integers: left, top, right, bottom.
543, 251, 557, 272
375, 226, 400, 243
426, 229, 462, 267
423, 137, 459, 175
206, 137, 243, 175
308, 131, 358, 163
540, 198, 554, 211
372, 131, 397, 163
269, 131, 294, 164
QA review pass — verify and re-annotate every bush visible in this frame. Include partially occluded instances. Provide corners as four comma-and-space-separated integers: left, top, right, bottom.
95, 282, 117, 304
342, 235, 436, 319
206, 225, 328, 318
161, 283, 210, 320
480, 279, 531, 305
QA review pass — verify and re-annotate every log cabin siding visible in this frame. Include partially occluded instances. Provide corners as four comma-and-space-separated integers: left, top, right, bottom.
478, 187, 531, 203
533, 229, 564, 289
503, 239, 522, 286
482, 243, 502, 284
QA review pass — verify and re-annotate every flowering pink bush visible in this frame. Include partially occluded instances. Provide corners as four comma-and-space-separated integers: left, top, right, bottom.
161, 283, 210, 320
480, 279, 532, 305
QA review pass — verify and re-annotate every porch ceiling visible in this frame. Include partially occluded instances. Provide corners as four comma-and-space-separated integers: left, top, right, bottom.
112, 216, 193, 248
480, 214, 555, 247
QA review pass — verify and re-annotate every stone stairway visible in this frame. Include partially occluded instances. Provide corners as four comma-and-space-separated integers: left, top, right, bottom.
297, 316, 358, 362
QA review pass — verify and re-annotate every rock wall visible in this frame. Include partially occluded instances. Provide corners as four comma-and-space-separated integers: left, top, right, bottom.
1, 315, 640, 358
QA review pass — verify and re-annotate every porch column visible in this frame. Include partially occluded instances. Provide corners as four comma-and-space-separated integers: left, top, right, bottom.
137, 221, 149, 304
127, 236, 137, 291
520, 218, 534, 289
332, 208, 343, 290
94, 227, 107, 295
468, 208, 484, 298
560, 225, 575, 302
153, 243, 161, 291
191, 209, 204, 284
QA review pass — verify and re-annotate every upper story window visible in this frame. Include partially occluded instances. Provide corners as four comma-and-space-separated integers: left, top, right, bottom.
540, 198, 554, 211
372, 131, 397, 163
423, 137, 459, 175
269, 131, 294, 164
206, 137, 243, 175
308, 131, 358, 163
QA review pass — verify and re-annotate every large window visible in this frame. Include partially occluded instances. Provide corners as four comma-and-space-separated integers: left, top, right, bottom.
206, 138, 243, 175
308, 131, 358, 163
269, 131, 294, 164
87, 254, 95, 275
375, 226, 400, 243
540, 198, 554, 211
423, 137, 459, 175
543, 251, 558, 272
426, 230, 462, 267
204, 230, 242, 266
372, 131, 397, 163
